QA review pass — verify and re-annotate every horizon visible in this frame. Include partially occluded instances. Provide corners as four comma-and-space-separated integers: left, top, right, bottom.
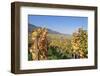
28, 15, 88, 34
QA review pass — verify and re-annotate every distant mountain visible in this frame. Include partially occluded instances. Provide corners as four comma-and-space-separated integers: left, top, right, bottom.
28, 23, 61, 34
28, 23, 71, 37
46, 28, 62, 34
28, 24, 37, 32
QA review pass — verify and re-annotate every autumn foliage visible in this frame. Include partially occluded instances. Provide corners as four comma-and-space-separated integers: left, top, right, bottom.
28, 28, 88, 60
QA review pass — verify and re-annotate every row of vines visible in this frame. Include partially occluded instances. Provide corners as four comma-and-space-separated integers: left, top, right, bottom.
28, 28, 88, 60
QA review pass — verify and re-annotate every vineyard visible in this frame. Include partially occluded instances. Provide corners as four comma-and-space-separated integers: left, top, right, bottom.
28, 27, 88, 60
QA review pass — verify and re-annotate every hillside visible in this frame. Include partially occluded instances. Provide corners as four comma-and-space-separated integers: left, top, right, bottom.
28, 23, 72, 38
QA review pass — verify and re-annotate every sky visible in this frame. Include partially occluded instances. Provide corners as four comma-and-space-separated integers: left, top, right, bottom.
28, 15, 88, 34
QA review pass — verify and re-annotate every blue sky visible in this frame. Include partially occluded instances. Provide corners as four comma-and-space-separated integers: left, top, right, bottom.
28, 15, 88, 34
